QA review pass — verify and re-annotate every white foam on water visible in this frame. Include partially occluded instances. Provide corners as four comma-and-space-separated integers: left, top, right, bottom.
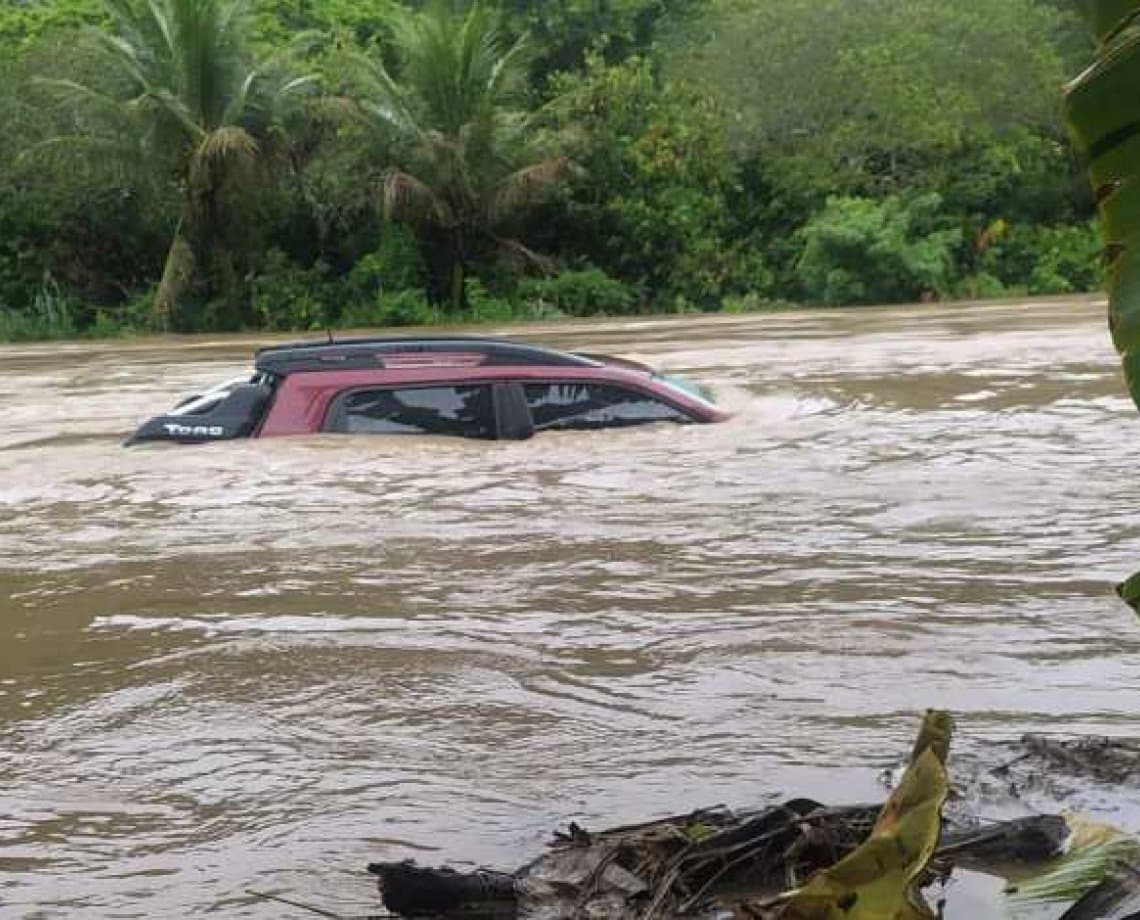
954, 389, 999, 403
90, 614, 403, 635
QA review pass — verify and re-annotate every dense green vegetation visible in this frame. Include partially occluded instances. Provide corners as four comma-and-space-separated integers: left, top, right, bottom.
0, 0, 1101, 338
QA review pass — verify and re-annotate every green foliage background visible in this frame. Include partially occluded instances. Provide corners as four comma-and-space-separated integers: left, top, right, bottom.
0, 0, 1103, 338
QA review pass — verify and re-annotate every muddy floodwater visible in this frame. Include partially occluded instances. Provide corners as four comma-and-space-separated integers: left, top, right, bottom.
3, 297, 1140, 917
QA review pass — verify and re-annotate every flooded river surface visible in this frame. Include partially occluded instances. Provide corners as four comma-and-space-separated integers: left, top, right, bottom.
3, 297, 1140, 917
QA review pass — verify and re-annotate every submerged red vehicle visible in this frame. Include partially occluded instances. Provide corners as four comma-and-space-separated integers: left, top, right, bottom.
126, 336, 727, 445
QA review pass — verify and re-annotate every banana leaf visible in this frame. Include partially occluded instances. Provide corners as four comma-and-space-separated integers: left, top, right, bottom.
1065, 0, 1140, 406
1065, 0, 1140, 609
776, 712, 952, 920
1116, 570, 1140, 614
1006, 817, 1140, 918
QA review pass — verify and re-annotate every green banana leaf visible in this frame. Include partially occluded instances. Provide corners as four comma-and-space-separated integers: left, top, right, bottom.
1065, 0, 1140, 407
1064, 0, 1140, 611
1076, 0, 1139, 42
777, 712, 952, 920
1116, 571, 1140, 613
1006, 816, 1140, 917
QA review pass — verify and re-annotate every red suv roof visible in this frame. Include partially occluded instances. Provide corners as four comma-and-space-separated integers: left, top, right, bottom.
127, 335, 726, 445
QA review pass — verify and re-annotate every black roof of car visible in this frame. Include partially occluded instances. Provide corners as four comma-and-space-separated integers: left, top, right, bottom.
255, 336, 601, 376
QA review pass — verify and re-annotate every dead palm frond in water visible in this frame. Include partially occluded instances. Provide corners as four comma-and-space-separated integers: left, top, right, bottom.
35, 0, 316, 326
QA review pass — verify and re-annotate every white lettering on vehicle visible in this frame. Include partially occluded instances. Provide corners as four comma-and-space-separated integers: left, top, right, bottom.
162, 424, 226, 438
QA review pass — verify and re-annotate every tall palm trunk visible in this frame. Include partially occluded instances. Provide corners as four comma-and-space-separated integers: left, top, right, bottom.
152, 137, 252, 326
423, 226, 469, 311
449, 261, 465, 312
154, 218, 196, 328
449, 227, 466, 313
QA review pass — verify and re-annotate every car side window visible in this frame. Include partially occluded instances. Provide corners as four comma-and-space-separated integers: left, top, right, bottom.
524, 382, 687, 431
329, 385, 494, 439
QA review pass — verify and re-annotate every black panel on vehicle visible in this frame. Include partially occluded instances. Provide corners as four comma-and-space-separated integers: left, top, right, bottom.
524, 382, 687, 431
125, 383, 273, 445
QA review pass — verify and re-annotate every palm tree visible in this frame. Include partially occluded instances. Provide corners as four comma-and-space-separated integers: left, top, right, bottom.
38, 0, 315, 326
352, 2, 575, 311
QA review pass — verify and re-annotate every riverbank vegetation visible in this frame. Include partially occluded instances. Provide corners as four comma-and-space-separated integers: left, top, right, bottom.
0, 0, 1101, 339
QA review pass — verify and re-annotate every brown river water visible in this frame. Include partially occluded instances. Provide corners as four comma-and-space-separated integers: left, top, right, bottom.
2, 297, 1140, 918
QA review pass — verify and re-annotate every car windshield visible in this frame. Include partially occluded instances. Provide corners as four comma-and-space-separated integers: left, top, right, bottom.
655, 373, 716, 406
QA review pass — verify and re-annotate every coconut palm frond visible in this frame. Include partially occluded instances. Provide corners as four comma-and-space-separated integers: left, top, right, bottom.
260, 74, 320, 134
100, 0, 137, 31
487, 157, 578, 225
354, 4, 543, 176
487, 33, 530, 101
215, 0, 253, 40
492, 108, 531, 137
100, 0, 161, 61
88, 26, 203, 141
350, 3, 573, 308
195, 124, 259, 168
382, 168, 456, 227
149, 87, 208, 140
222, 32, 320, 126
362, 99, 417, 136
220, 67, 260, 126
313, 94, 360, 125
397, 3, 501, 136
93, 32, 155, 94
32, 77, 128, 121
494, 235, 556, 274
141, 0, 177, 61
414, 130, 479, 212
350, 51, 423, 138
458, 6, 503, 92
279, 74, 319, 98
18, 133, 145, 179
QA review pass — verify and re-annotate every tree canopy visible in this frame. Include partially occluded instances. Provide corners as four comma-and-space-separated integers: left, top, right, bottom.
0, 0, 1102, 339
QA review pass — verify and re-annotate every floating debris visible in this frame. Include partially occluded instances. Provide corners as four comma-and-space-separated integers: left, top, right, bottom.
362, 712, 1139, 919
248, 715, 1140, 919
1014, 735, 1140, 786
